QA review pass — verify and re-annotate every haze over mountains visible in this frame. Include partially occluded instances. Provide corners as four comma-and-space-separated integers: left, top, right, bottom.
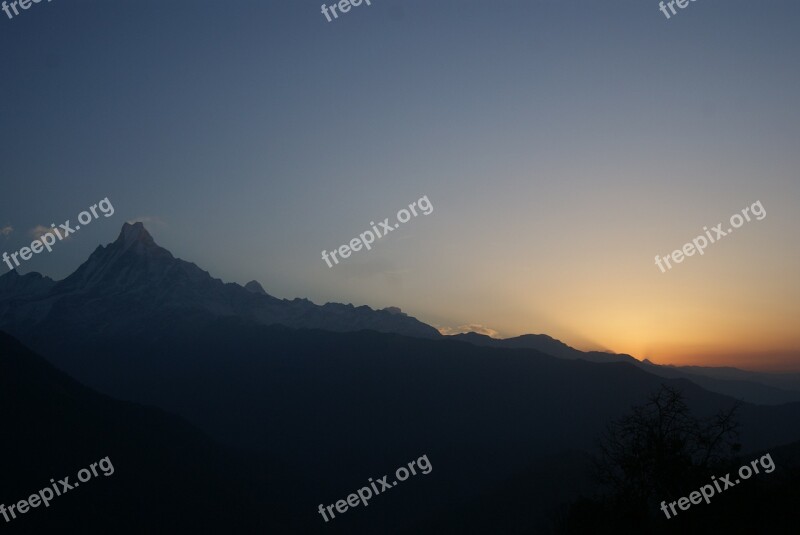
3, 223, 800, 533
452, 332, 800, 405
0, 331, 291, 533
1, 222, 796, 405
0, 222, 439, 342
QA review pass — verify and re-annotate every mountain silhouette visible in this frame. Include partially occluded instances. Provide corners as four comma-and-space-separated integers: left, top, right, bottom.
0, 223, 439, 348
0, 269, 55, 299
450, 332, 800, 405
450, 332, 638, 364
244, 280, 268, 295
0, 331, 294, 534
3, 224, 800, 533
3, 222, 791, 405
5, 320, 800, 533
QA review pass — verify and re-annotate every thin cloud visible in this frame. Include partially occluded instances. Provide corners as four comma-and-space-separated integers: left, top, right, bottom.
29, 225, 66, 240
438, 324, 501, 338
0, 225, 12, 238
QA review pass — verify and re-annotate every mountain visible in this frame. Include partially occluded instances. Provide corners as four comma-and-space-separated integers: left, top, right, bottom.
3, 224, 800, 532
0, 269, 55, 299
2, 220, 793, 412
244, 280, 268, 295
3, 222, 789, 408
15, 318, 799, 534
638, 359, 800, 405
450, 332, 638, 364
450, 332, 800, 405
7, 321, 799, 534
652, 362, 800, 392
0, 223, 440, 353
0, 331, 293, 534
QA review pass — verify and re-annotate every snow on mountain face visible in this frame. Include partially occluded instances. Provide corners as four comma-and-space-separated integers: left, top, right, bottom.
53, 222, 189, 293
0, 223, 441, 340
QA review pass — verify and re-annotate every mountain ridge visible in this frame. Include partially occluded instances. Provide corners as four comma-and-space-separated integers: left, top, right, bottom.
448, 332, 800, 404
2, 222, 796, 406
0, 329, 294, 533
0, 222, 440, 342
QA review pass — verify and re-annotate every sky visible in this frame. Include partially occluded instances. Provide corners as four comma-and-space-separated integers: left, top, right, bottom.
1, 0, 799, 371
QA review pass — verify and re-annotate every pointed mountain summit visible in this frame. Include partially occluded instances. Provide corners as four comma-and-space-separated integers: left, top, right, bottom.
53, 221, 215, 295
244, 280, 268, 295
120, 221, 158, 247
0, 223, 441, 349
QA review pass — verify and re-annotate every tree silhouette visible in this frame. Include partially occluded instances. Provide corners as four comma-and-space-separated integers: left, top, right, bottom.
597, 384, 740, 504
559, 385, 740, 533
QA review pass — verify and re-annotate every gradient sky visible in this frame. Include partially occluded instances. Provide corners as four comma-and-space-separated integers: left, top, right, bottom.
1, 0, 799, 370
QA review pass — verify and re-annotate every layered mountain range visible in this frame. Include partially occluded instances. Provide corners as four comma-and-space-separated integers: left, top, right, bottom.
0, 330, 294, 534
3, 223, 800, 533
1, 222, 798, 406
0, 222, 439, 342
